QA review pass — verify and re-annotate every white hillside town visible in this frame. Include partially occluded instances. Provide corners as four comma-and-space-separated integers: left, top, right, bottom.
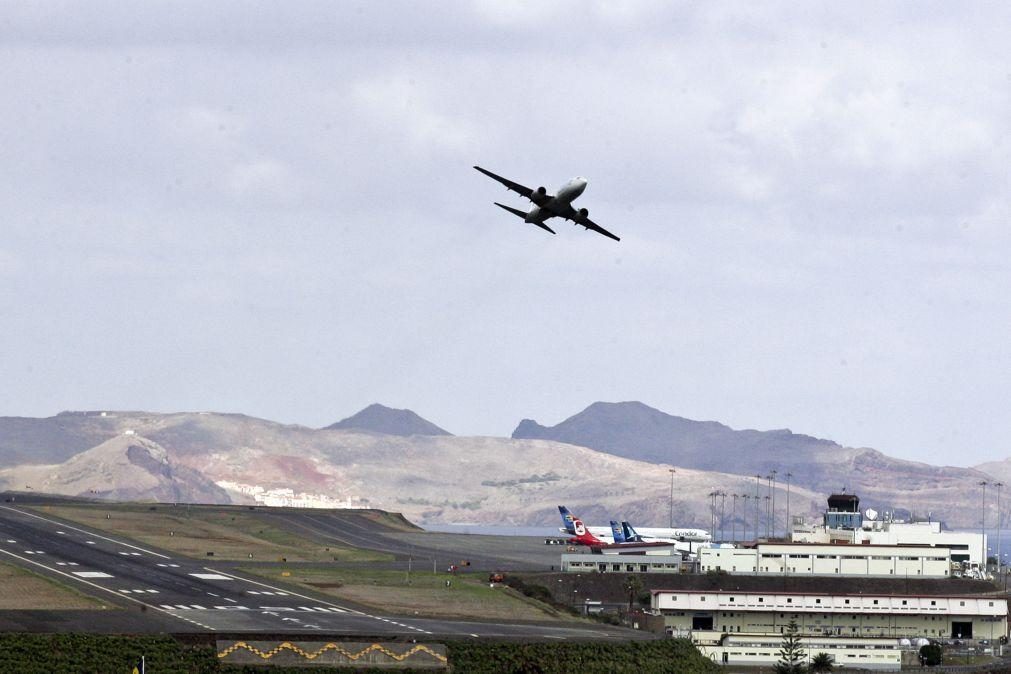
216, 480, 367, 509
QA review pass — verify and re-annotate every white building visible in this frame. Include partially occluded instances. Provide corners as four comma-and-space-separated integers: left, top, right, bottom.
689, 633, 904, 671
652, 589, 1008, 642
794, 520, 985, 567
701, 542, 953, 578
793, 493, 986, 567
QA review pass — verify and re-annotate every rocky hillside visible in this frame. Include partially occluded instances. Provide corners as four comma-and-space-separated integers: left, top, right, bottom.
0, 405, 1003, 529
514, 401, 992, 524
0, 434, 232, 504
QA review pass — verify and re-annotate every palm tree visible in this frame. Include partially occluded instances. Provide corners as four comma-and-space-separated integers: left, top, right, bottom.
809, 652, 834, 673
622, 574, 643, 612
774, 619, 806, 673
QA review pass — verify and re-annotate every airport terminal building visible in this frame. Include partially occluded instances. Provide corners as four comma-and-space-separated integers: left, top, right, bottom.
700, 542, 953, 577
652, 589, 1007, 641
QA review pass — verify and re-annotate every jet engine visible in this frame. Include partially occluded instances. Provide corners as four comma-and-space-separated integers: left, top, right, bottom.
576, 208, 589, 221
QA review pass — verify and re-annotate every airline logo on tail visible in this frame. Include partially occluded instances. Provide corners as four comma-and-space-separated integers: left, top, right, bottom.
557, 505, 577, 534
610, 520, 626, 543
571, 518, 603, 545
621, 521, 645, 543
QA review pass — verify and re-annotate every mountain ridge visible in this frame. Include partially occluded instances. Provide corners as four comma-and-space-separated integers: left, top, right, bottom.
324, 403, 452, 437
0, 404, 1001, 528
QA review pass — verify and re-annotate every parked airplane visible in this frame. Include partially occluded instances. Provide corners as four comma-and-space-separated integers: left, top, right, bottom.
557, 505, 711, 543
473, 166, 620, 241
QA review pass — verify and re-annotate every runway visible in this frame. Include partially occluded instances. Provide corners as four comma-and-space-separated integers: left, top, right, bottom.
0, 504, 648, 641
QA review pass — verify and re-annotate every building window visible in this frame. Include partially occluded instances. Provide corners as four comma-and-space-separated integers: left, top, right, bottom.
931, 601, 936, 606
787, 598, 793, 603
758, 598, 764, 603
815, 599, 821, 604
902, 600, 907, 606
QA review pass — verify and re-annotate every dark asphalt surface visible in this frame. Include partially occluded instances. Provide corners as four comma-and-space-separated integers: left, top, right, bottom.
254, 509, 563, 572
0, 500, 648, 642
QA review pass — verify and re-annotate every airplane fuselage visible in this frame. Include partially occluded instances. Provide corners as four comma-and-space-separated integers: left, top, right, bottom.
525, 177, 587, 223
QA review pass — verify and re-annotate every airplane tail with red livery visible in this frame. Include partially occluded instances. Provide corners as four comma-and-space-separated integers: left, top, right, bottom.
570, 517, 604, 546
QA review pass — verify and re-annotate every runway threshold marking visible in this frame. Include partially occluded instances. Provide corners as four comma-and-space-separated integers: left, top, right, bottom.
0, 506, 170, 559
203, 567, 432, 635
0, 547, 214, 631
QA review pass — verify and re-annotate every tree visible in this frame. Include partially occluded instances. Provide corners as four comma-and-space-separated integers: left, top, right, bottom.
919, 643, 942, 666
809, 652, 834, 673
774, 619, 807, 674
622, 575, 643, 612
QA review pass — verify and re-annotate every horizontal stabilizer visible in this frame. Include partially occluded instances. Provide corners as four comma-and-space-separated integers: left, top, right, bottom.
494, 202, 556, 235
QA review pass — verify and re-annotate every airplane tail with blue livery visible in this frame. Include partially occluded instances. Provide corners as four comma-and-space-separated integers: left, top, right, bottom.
610, 521, 626, 543
558, 505, 577, 535
621, 521, 646, 543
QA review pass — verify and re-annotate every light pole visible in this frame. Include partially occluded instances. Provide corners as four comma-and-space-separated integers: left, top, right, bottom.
741, 494, 750, 541
765, 474, 773, 538
997, 482, 1004, 579
719, 491, 726, 542
980, 480, 988, 571
754, 475, 762, 541
770, 470, 778, 538
668, 468, 676, 529
711, 491, 719, 541
786, 472, 793, 540
731, 493, 739, 542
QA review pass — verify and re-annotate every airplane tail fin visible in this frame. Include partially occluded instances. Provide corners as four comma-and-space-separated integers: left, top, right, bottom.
571, 518, 602, 545
622, 521, 642, 542
558, 506, 577, 535
610, 520, 626, 543
494, 202, 556, 235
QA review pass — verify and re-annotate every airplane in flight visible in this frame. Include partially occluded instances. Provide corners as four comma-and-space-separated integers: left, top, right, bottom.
473, 166, 621, 241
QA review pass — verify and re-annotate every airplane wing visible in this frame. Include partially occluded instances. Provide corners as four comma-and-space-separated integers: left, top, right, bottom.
580, 217, 620, 242
474, 166, 551, 206
561, 206, 620, 242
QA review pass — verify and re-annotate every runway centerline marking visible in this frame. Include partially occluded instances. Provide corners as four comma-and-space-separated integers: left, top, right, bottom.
189, 573, 232, 580
0, 506, 170, 559
201, 566, 431, 633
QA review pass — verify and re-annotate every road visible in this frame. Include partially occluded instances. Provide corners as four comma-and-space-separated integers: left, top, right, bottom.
0, 503, 648, 641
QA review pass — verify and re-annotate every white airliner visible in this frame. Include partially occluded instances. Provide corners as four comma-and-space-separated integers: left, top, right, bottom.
557, 506, 710, 544
474, 166, 620, 241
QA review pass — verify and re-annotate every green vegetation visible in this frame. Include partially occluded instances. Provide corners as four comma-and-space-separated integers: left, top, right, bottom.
0, 634, 217, 674
774, 619, 806, 674
0, 634, 716, 673
444, 639, 720, 674
919, 642, 942, 666
809, 652, 834, 672
0, 560, 107, 610
394, 496, 486, 510
32, 504, 392, 563
243, 565, 580, 622
481, 471, 562, 487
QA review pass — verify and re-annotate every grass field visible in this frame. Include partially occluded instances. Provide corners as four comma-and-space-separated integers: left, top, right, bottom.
33, 504, 392, 563
244, 565, 583, 622
0, 560, 107, 609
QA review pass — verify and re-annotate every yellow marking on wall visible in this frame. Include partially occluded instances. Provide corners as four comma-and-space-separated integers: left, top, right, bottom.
217, 641, 448, 663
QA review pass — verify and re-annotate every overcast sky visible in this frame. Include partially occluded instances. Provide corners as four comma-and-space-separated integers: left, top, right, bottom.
1, 2, 1009, 466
